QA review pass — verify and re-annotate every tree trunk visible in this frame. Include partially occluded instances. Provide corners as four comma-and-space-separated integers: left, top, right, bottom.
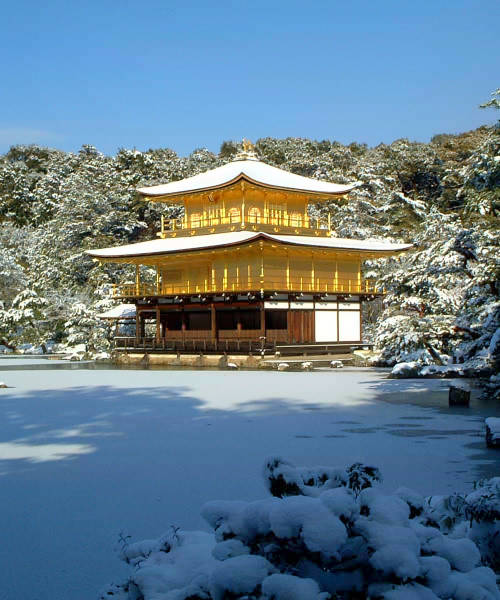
0, 338, 17, 352
453, 325, 481, 339
423, 339, 444, 365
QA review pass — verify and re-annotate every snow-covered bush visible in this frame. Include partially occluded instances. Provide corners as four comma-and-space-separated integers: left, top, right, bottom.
0, 288, 50, 351
425, 477, 500, 573
101, 459, 500, 599
64, 301, 112, 354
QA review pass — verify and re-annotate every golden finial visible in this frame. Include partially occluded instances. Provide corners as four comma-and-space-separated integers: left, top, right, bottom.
233, 138, 258, 161
242, 138, 255, 153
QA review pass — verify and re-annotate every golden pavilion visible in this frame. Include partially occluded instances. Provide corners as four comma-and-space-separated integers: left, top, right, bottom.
88, 143, 411, 352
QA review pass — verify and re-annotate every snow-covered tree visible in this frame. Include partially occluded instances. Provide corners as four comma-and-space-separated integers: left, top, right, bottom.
0, 288, 49, 351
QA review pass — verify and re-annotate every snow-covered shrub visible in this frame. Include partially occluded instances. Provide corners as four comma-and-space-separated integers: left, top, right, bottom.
0, 288, 50, 351
263, 457, 381, 498
101, 459, 500, 599
64, 301, 111, 353
425, 477, 500, 573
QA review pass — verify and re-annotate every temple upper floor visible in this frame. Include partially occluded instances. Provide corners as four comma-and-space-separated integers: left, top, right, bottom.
156, 181, 337, 238
137, 154, 359, 239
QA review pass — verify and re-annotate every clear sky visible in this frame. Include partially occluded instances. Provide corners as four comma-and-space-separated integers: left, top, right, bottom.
1, 0, 498, 157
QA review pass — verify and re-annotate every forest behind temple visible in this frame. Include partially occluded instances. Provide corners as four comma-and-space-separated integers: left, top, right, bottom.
0, 94, 498, 393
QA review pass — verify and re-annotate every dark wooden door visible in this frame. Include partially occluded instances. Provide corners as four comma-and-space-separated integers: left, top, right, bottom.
288, 310, 314, 343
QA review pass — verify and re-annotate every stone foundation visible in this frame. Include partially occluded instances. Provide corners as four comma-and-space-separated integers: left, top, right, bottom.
115, 352, 267, 369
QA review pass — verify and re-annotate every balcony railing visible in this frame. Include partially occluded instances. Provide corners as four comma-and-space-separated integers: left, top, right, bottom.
114, 332, 288, 352
113, 278, 383, 298
160, 212, 330, 233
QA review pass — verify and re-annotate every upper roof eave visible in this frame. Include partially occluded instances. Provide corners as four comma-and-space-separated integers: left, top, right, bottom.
138, 174, 358, 200
136, 159, 360, 200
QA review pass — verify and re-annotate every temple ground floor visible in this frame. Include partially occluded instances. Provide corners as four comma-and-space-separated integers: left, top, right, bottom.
115, 294, 372, 353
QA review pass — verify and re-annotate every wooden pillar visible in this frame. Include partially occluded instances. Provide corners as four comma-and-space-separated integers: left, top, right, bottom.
286, 249, 290, 291
135, 310, 140, 341
259, 242, 264, 294
237, 308, 242, 336
137, 313, 145, 339
181, 309, 187, 332
260, 302, 266, 336
155, 307, 161, 341
311, 251, 315, 292
135, 264, 140, 295
211, 304, 217, 340
360, 301, 363, 342
241, 181, 246, 225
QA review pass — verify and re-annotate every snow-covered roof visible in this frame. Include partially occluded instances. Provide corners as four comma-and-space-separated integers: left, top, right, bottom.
87, 231, 412, 260
137, 159, 359, 198
97, 304, 136, 319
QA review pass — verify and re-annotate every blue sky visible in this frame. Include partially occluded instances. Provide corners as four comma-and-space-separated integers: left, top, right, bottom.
1, 0, 498, 156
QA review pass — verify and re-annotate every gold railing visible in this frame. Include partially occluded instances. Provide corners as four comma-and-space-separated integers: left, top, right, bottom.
113, 278, 383, 298
160, 213, 330, 233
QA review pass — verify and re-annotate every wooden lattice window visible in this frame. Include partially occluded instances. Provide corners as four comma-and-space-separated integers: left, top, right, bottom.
228, 207, 240, 223
248, 207, 261, 223
269, 203, 285, 225
190, 212, 201, 228
289, 212, 303, 227
208, 206, 220, 225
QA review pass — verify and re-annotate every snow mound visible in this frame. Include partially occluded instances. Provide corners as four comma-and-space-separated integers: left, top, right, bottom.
330, 360, 343, 368
485, 417, 500, 439
390, 362, 420, 378
261, 573, 322, 600
210, 555, 275, 600
419, 364, 465, 378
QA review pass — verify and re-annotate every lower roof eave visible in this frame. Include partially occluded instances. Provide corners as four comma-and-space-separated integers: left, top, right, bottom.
87, 231, 412, 262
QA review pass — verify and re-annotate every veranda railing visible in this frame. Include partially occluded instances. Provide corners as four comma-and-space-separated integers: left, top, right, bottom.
112, 277, 383, 298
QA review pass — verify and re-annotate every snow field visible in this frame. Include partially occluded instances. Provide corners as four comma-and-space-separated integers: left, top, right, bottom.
0, 366, 499, 599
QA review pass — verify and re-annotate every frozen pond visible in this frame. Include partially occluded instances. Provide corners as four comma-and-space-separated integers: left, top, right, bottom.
1, 360, 499, 599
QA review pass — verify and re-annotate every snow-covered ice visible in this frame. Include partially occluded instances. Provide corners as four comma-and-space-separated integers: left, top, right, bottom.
0, 362, 499, 599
